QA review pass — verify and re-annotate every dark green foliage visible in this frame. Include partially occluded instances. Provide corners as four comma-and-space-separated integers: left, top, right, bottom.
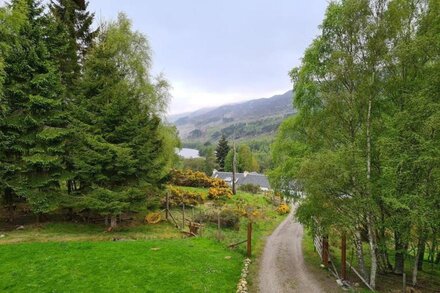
0, 2, 178, 224
69, 14, 169, 220
48, 0, 96, 94
1, 0, 67, 216
215, 135, 230, 171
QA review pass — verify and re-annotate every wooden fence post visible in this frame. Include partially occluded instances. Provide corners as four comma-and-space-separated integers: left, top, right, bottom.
402, 273, 406, 293
341, 233, 347, 280
322, 235, 329, 268
165, 193, 169, 220
247, 222, 253, 257
182, 203, 185, 229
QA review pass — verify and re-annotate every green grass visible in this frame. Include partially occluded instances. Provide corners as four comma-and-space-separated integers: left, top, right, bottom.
0, 188, 285, 292
0, 238, 243, 293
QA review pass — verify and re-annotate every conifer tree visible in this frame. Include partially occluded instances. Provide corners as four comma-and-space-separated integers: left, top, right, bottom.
215, 135, 230, 171
71, 14, 170, 227
1, 0, 67, 220
49, 0, 96, 93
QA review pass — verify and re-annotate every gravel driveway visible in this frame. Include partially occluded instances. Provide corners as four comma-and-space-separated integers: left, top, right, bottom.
258, 210, 324, 293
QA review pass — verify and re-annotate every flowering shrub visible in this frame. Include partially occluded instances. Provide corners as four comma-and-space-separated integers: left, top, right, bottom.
276, 203, 290, 215
145, 212, 161, 224
169, 169, 228, 188
208, 187, 233, 200
165, 185, 204, 207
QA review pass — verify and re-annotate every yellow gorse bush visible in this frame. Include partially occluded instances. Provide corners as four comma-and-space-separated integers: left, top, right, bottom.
166, 185, 204, 206
276, 203, 290, 215
169, 169, 228, 188
208, 187, 233, 200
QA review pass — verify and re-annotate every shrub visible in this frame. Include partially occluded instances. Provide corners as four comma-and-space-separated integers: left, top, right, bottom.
145, 212, 161, 224
194, 209, 240, 229
238, 184, 261, 194
208, 187, 233, 200
164, 186, 204, 207
276, 203, 290, 215
219, 209, 240, 228
169, 169, 228, 188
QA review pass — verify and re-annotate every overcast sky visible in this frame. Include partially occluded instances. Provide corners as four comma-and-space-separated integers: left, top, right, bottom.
86, 1, 330, 115
2, 0, 328, 114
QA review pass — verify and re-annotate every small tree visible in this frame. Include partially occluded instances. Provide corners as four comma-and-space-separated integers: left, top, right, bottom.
215, 135, 230, 171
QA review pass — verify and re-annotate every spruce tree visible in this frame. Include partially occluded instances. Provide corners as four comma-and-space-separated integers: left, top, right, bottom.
215, 135, 230, 171
71, 14, 169, 227
1, 0, 67, 220
47, 0, 96, 195
49, 0, 96, 94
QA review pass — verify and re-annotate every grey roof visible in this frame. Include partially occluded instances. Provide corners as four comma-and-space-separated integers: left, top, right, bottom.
212, 170, 271, 189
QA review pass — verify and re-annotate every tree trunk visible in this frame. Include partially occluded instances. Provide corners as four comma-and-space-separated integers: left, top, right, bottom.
394, 231, 407, 274
354, 229, 368, 280
367, 214, 378, 289
365, 95, 378, 289
110, 215, 117, 229
4, 187, 15, 222
412, 238, 422, 286
428, 233, 436, 263
417, 237, 426, 271
104, 215, 109, 226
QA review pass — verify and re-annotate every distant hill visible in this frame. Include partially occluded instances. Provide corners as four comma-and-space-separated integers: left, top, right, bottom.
169, 90, 295, 144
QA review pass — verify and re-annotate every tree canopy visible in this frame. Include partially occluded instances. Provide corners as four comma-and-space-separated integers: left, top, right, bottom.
0, 0, 179, 227
270, 0, 440, 288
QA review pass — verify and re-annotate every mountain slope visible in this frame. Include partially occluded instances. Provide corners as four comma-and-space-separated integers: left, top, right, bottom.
170, 90, 295, 143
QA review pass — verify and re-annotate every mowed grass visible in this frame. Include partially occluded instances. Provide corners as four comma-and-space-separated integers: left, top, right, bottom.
0, 238, 243, 293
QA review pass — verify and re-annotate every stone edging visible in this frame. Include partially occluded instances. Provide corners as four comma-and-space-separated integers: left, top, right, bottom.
236, 258, 251, 293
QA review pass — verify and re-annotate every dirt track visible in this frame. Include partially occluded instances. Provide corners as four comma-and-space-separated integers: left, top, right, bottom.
258, 210, 324, 293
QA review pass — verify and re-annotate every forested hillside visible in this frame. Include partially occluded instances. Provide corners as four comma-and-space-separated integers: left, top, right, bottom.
270, 0, 440, 290
171, 90, 294, 143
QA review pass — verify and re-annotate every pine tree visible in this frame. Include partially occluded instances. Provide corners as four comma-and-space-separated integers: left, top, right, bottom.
0, 1, 28, 219
1, 0, 67, 220
49, 0, 96, 94
71, 13, 170, 227
215, 135, 230, 171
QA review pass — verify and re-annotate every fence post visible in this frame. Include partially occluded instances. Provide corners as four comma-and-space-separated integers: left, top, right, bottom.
341, 233, 347, 280
402, 273, 406, 293
247, 222, 253, 257
322, 235, 329, 268
165, 192, 169, 221
182, 203, 185, 229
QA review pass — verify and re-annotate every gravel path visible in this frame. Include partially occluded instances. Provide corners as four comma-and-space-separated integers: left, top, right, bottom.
258, 210, 324, 293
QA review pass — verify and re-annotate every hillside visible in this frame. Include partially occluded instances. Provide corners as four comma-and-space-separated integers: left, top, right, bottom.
170, 90, 295, 144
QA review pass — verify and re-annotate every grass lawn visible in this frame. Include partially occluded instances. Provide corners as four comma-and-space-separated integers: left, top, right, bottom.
0, 188, 286, 292
0, 238, 243, 293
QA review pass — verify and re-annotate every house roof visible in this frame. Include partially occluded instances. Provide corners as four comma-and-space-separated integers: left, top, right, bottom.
212, 170, 271, 189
